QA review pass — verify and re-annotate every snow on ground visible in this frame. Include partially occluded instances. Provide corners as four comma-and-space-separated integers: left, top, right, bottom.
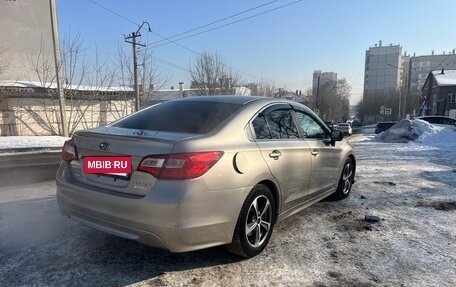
0, 130, 455, 286
0, 80, 134, 92
0, 136, 69, 153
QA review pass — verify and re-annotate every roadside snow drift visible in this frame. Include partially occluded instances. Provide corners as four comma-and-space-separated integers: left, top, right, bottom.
0, 136, 69, 152
375, 119, 456, 146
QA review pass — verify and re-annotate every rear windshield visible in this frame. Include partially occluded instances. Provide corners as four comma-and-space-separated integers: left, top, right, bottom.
112, 100, 243, 134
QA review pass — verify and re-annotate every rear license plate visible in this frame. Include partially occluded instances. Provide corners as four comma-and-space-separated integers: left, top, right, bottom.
83, 156, 132, 177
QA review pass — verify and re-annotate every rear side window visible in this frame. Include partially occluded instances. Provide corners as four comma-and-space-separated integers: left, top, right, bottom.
252, 109, 298, 139
113, 101, 242, 134
268, 109, 299, 139
252, 114, 271, 139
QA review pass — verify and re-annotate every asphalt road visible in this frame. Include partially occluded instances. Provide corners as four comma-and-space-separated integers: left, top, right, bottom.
0, 152, 61, 187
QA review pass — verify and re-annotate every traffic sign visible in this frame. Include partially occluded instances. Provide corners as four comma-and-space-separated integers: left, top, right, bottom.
385, 108, 392, 115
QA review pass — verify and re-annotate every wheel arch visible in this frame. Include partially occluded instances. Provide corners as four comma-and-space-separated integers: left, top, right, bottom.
347, 154, 356, 181
257, 179, 280, 223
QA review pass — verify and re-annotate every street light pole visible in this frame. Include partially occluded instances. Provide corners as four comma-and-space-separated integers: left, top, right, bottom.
387, 63, 404, 120
124, 21, 152, 112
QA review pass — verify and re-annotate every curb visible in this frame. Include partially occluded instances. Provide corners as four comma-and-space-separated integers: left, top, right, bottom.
0, 147, 61, 154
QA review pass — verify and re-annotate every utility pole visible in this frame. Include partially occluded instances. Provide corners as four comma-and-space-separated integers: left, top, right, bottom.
124, 21, 152, 112
316, 74, 320, 110
49, 0, 67, 136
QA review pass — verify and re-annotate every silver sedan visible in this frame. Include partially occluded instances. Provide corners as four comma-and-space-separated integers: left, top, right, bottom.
56, 96, 355, 258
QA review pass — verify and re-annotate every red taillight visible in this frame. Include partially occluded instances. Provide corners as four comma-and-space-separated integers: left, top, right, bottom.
138, 151, 224, 180
61, 140, 78, 162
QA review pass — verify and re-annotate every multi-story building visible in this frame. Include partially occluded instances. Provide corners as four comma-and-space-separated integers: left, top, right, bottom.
312, 70, 338, 93
407, 51, 456, 96
363, 41, 404, 97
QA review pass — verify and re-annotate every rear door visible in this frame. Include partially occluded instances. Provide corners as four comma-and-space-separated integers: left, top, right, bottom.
251, 104, 312, 211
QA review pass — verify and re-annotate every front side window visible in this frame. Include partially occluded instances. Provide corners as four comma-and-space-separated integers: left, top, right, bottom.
295, 111, 327, 139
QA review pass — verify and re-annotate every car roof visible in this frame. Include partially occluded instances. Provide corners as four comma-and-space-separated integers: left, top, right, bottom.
173, 95, 269, 105
166, 95, 314, 115
418, 116, 452, 119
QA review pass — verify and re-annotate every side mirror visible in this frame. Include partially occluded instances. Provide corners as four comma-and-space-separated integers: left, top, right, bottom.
331, 130, 343, 142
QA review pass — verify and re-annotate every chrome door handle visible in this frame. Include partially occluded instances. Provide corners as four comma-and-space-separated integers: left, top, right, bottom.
311, 149, 319, 156
269, 150, 282, 160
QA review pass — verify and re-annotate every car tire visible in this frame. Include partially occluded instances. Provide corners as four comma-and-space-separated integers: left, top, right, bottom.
225, 184, 276, 258
331, 157, 355, 200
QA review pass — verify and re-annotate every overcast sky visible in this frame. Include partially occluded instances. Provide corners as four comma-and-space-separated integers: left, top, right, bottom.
58, 0, 456, 104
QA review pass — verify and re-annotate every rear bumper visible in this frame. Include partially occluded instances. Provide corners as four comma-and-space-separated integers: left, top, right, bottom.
56, 163, 250, 252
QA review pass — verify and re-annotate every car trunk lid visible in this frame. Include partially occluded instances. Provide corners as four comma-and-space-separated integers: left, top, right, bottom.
67, 126, 197, 196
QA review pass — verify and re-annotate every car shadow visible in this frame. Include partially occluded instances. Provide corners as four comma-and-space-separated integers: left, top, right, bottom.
0, 197, 242, 286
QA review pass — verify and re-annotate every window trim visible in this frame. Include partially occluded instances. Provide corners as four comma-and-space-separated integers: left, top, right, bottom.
448, 93, 456, 104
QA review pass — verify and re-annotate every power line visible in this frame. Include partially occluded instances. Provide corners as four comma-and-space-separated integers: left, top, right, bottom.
151, 56, 191, 73
151, 0, 280, 45
91, 47, 191, 75
150, 0, 304, 49
431, 50, 456, 70
86, 0, 303, 88
88, 0, 138, 26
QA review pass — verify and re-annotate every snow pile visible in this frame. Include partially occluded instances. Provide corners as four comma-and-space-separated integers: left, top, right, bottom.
376, 119, 456, 146
413, 119, 456, 146
375, 120, 417, 143
0, 136, 69, 151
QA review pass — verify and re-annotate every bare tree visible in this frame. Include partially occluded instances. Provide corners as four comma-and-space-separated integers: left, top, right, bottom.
0, 45, 11, 78
307, 78, 351, 121
138, 49, 169, 104
356, 89, 400, 123
26, 36, 61, 134
250, 80, 277, 97
115, 46, 168, 107
24, 33, 123, 135
189, 50, 241, 96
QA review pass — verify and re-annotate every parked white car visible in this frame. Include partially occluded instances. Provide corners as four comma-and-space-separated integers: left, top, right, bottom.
337, 123, 352, 135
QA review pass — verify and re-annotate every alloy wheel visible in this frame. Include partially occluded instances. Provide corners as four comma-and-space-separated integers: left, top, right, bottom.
245, 195, 273, 248
342, 162, 353, 194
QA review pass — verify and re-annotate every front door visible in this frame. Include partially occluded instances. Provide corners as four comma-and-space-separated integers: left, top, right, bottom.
293, 109, 342, 196
251, 105, 312, 211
